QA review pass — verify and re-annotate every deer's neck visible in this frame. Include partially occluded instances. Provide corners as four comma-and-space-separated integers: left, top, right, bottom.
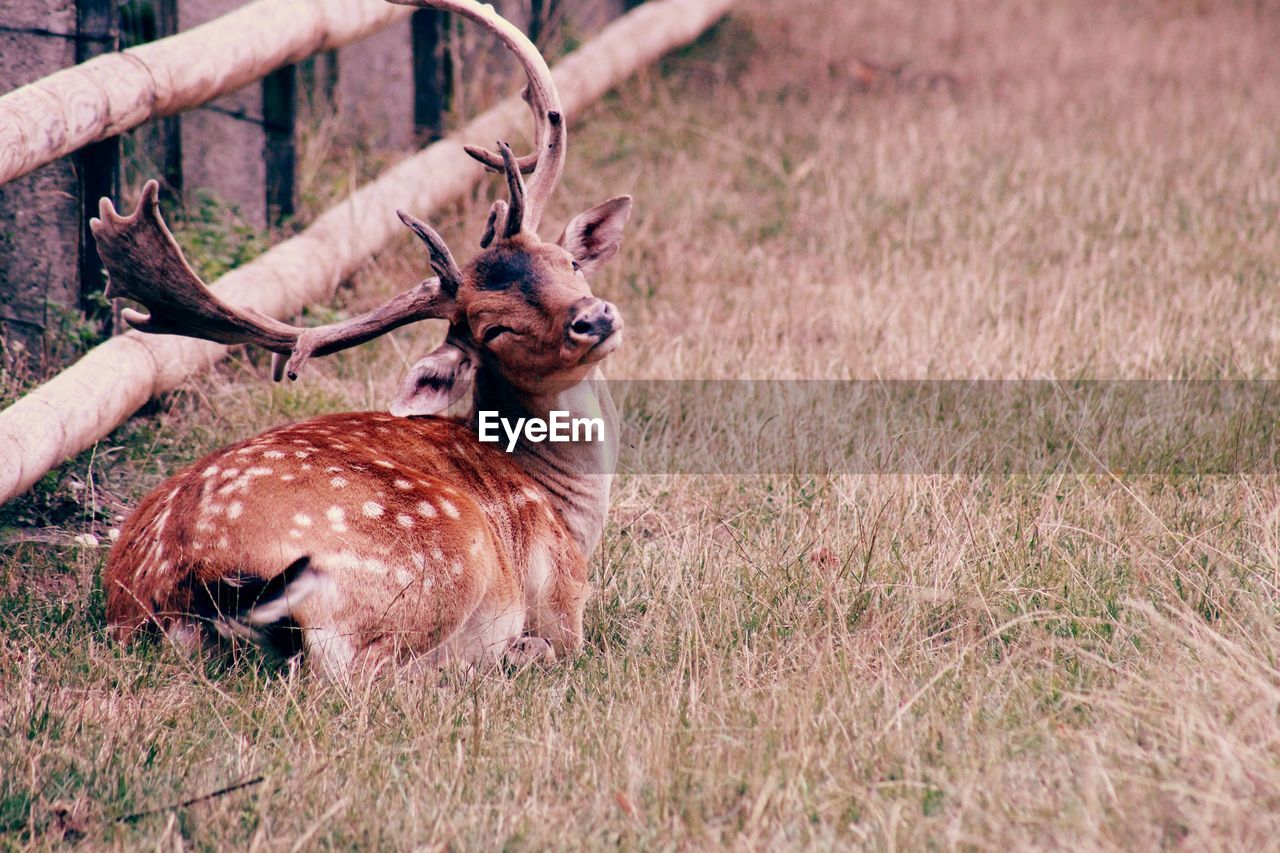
469, 367, 618, 557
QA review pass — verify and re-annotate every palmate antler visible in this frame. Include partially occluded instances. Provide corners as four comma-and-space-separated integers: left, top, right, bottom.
91, 180, 461, 380
93, 0, 569, 379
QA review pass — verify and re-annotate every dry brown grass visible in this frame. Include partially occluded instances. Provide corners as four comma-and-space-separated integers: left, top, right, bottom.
4, 0, 1280, 847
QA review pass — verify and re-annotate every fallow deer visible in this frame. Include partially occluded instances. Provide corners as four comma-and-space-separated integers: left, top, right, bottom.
93, 0, 632, 677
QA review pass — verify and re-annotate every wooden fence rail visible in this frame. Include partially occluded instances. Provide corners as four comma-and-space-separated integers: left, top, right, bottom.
0, 0, 739, 506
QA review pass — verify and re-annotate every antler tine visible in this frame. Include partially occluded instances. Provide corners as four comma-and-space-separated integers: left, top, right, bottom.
92, 180, 456, 382
463, 85, 539, 174
396, 209, 465, 293
497, 142, 526, 238
281, 275, 453, 380
463, 145, 537, 175
480, 199, 509, 248
389, 0, 566, 234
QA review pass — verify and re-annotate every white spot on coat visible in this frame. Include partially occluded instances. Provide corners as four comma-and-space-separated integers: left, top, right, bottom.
362, 501, 384, 518
294, 513, 313, 527
330, 477, 348, 489
439, 499, 460, 519
327, 506, 347, 533
396, 514, 414, 528
417, 501, 436, 518
226, 501, 243, 519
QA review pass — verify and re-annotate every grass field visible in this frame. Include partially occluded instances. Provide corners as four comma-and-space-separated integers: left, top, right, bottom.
4, 0, 1280, 847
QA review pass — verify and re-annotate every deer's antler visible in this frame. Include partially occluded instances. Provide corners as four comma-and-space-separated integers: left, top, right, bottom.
92, 180, 458, 381
93, 180, 300, 350
390, 0, 566, 235
94, 3, 566, 380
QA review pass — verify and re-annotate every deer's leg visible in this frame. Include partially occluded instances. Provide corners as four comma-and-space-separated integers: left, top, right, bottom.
523, 536, 590, 659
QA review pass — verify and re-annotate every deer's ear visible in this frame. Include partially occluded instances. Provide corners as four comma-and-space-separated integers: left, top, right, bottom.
558, 195, 632, 276
389, 338, 475, 417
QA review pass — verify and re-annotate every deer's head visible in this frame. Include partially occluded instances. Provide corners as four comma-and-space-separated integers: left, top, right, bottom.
391, 142, 632, 415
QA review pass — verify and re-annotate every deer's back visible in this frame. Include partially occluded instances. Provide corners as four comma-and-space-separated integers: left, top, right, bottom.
104, 412, 576, 648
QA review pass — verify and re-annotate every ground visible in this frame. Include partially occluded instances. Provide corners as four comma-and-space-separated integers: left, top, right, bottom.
4, 0, 1280, 847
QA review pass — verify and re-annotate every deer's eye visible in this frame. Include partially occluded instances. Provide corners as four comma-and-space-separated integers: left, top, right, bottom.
571, 260, 581, 272
482, 325, 514, 343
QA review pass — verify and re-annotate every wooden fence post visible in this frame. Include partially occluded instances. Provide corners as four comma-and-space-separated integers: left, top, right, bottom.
75, 0, 120, 327
529, 0, 560, 49
156, 0, 183, 204
263, 65, 297, 224
119, 0, 182, 207
412, 8, 452, 145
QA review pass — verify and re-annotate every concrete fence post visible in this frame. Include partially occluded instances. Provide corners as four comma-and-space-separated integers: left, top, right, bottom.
178, 0, 270, 225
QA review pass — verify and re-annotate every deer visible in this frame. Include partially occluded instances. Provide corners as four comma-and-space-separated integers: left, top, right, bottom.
91, 0, 632, 678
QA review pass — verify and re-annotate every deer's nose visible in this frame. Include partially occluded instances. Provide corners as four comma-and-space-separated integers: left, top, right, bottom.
568, 299, 616, 342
